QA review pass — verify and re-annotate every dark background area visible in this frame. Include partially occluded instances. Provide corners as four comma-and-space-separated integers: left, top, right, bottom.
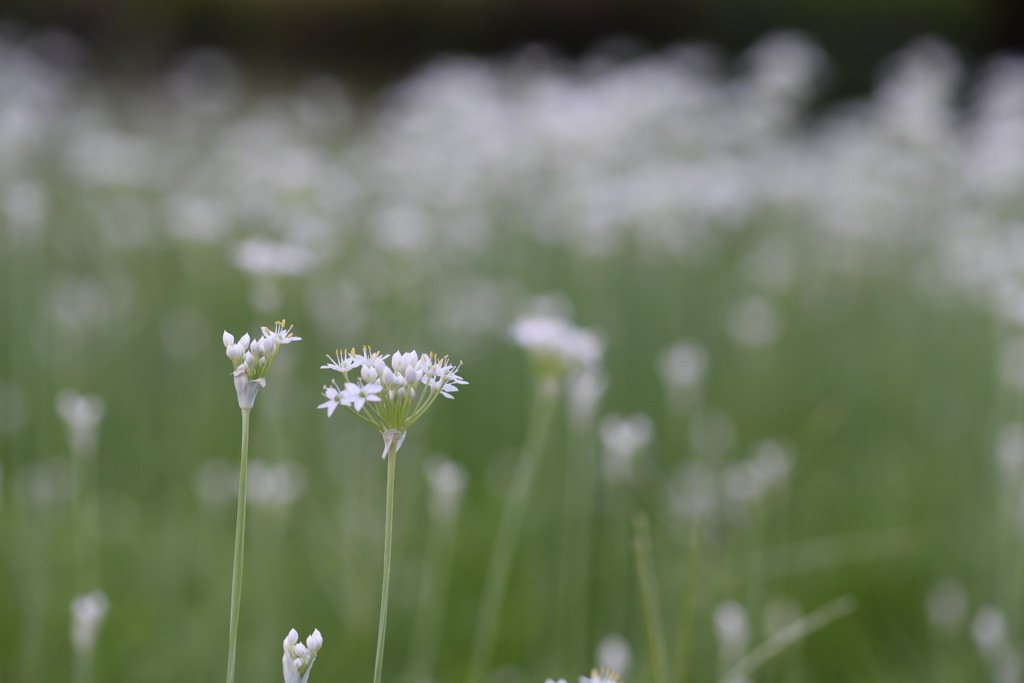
3, 0, 1024, 91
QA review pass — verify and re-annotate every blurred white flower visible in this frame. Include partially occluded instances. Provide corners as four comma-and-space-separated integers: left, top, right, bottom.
596, 634, 632, 677
579, 667, 620, 683
726, 296, 781, 348
568, 366, 608, 426
658, 341, 709, 395
973, 605, 1009, 657
714, 600, 750, 663
70, 590, 109, 656
282, 628, 322, 683
232, 238, 318, 276
510, 311, 603, 380
996, 422, 1024, 476
722, 439, 794, 506
424, 458, 468, 518
56, 389, 105, 456
165, 193, 230, 242
64, 129, 156, 187
668, 462, 718, 521
926, 578, 969, 637
599, 413, 654, 482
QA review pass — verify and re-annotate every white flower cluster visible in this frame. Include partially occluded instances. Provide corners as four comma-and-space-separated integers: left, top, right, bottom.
222, 320, 301, 409
318, 347, 467, 456
282, 628, 322, 683
509, 313, 603, 379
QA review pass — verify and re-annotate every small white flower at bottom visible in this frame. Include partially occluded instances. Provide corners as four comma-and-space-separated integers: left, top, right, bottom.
282, 628, 322, 683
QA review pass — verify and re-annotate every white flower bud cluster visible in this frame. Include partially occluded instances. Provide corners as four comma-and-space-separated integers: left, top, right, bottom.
319, 347, 467, 456
509, 313, 603, 379
282, 628, 322, 683
222, 320, 301, 409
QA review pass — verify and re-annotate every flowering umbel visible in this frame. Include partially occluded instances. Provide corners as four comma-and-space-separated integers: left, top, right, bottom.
318, 347, 467, 457
282, 628, 322, 683
223, 320, 301, 410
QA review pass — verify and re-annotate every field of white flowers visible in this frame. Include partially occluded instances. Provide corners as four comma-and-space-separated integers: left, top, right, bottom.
3, 24, 1024, 683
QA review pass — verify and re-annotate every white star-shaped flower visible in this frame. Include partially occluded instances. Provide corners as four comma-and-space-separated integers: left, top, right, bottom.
339, 381, 383, 412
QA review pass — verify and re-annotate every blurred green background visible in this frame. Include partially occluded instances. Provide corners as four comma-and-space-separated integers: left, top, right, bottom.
2, 2, 1024, 683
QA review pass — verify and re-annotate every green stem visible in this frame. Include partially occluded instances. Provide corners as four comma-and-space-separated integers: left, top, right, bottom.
373, 437, 400, 683
225, 408, 251, 683
554, 407, 597, 667
72, 646, 94, 683
633, 512, 669, 683
672, 520, 703, 683
465, 378, 559, 683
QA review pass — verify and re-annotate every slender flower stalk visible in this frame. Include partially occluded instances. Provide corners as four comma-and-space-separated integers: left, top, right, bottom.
319, 347, 466, 683
633, 512, 669, 683
225, 408, 250, 683
717, 596, 856, 683
555, 368, 605, 666
374, 436, 399, 683
672, 520, 704, 683
465, 310, 602, 683
58, 389, 105, 592
464, 378, 559, 683
222, 321, 300, 683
